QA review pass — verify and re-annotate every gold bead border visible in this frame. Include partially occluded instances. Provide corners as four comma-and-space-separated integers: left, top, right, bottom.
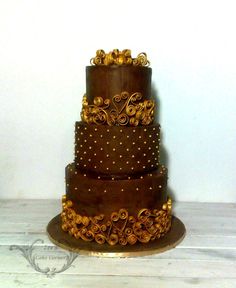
81, 92, 155, 126
61, 195, 172, 246
90, 49, 150, 67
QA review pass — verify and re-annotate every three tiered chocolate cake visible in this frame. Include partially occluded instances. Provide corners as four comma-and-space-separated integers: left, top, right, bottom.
48, 49, 185, 254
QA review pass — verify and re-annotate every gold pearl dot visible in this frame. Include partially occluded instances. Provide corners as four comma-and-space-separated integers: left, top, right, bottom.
159, 185, 162, 188
132, 155, 135, 158
119, 155, 122, 158
113, 148, 116, 151
126, 161, 129, 164
126, 148, 129, 151
89, 134, 92, 137
106, 141, 110, 144
80, 144, 83, 147
75, 187, 78, 190
136, 187, 139, 191
100, 160, 103, 163
98, 176, 101, 179
149, 187, 153, 190
83, 174, 86, 177
107, 129, 110, 132
94, 140, 97, 143
131, 167, 134, 170
120, 142, 123, 145
127, 135, 130, 138
106, 154, 109, 158
88, 159, 91, 162
138, 147, 141, 150
100, 148, 103, 151
94, 128, 97, 131
88, 188, 91, 191
138, 136, 142, 139
113, 136, 116, 139
132, 142, 135, 145
84, 127, 87, 130
84, 139, 87, 142
112, 161, 115, 164
75, 171, 77, 174
100, 134, 103, 138
140, 176, 143, 179
121, 189, 124, 192
144, 128, 147, 132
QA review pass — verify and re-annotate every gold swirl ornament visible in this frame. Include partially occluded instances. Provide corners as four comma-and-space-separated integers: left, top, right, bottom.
90, 49, 150, 67
81, 92, 155, 126
61, 195, 172, 246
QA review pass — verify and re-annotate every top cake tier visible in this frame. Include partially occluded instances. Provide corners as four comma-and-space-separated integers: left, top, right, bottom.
81, 49, 155, 127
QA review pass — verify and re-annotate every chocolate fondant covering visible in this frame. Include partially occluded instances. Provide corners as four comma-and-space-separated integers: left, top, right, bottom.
66, 163, 168, 217
86, 65, 152, 103
75, 121, 160, 175
64, 61, 169, 241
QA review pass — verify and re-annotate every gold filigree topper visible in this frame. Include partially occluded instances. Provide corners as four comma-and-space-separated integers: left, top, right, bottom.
90, 49, 150, 66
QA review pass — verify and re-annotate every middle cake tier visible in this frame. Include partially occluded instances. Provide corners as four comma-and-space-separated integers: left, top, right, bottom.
66, 163, 168, 217
75, 122, 160, 175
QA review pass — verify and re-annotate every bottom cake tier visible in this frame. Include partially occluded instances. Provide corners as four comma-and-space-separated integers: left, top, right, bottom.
61, 163, 172, 245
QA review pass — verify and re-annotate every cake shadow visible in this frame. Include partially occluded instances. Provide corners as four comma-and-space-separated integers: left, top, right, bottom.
152, 85, 176, 202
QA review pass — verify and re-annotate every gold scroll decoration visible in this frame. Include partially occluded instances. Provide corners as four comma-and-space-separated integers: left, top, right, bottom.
81, 92, 155, 126
90, 49, 150, 66
61, 195, 172, 246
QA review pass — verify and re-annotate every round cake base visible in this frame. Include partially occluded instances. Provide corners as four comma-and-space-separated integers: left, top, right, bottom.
47, 214, 186, 257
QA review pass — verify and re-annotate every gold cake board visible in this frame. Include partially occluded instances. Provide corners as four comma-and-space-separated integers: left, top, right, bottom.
47, 215, 186, 257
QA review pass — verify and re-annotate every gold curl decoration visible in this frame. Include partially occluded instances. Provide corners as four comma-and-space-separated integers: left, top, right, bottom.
81, 92, 155, 126
90, 49, 150, 67
61, 196, 172, 246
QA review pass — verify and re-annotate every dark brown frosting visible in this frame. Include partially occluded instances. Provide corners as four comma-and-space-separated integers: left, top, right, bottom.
74, 122, 160, 175
66, 163, 168, 217
86, 65, 152, 103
